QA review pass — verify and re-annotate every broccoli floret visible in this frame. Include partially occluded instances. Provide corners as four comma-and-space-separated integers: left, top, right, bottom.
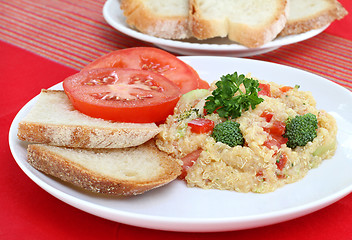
211, 121, 244, 147
283, 113, 318, 149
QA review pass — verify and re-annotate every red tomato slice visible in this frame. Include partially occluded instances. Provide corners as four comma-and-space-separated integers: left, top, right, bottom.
197, 79, 210, 89
275, 152, 288, 171
63, 68, 181, 123
279, 86, 293, 93
188, 118, 214, 134
83, 47, 201, 94
263, 135, 288, 149
258, 83, 271, 97
260, 111, 274, 122
188, 66, 210, 89
179, 149, 203, 179
263, 120, 286, 136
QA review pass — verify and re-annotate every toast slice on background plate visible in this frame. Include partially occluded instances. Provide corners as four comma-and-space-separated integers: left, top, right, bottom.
27, 141, 182, 196
18, 90, 160, 148
120, 0, 192, 39
279, 0, 348, 36
188, 0, 289, 48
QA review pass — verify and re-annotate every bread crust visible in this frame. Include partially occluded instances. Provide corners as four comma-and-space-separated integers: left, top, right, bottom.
18, 121, 160, 148
189, 0, 289, 48
120, 0, 192, 39
279, 0, 348, 36
27, 140, 182, 196
120, 0, 347, 47
17, 90, 160, 148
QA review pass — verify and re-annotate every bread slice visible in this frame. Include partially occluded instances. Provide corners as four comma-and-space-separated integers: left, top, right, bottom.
189, 0, 289, 48
279, 0, 348, 36
18, 90, 160, 148
120, 0, 192, 39
27, 141, 182, 196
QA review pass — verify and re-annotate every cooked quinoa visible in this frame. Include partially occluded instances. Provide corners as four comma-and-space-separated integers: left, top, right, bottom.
156, 77, 337, 193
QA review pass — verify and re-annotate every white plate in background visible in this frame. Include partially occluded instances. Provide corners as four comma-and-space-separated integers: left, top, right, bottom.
103, 0, 329, 57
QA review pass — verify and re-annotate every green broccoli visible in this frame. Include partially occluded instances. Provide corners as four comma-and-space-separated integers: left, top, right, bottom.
212, 121, 244, 147
283, 113, 318, 149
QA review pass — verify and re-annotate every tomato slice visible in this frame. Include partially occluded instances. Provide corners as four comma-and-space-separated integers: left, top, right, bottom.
263, 120, 286, 136
279, 86, 293, 93
260, 111, 274, 122
179, 149, 202, 179
197, 79, 210, 89
83, 47, 202, 94
258, 83, 271, 97
263, 120, 288, 149
63, 68, 181, 123
188, 118, 214, 134
275, 152, 288, 171
264, 135, 288, 149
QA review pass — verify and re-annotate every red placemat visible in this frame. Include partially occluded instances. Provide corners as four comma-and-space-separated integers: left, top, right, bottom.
2, 41, 352, 240
1, 41, 118, 240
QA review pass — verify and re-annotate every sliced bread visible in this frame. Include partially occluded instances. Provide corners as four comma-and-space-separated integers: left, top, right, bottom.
27, 140, 182, 195
18, 90, 160, 148
120, 0, 192, 39
188, 0, 289, 48
279, 0, 348, 36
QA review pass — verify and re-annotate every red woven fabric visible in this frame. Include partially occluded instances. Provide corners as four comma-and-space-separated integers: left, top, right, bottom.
1, 0, 351, 90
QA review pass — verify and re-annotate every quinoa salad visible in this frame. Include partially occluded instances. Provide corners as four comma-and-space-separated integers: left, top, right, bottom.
156, 72, 337, 193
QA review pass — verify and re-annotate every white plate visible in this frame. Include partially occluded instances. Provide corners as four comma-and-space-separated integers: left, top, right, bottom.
9, 56, 352, 232
103, 0, 329, 57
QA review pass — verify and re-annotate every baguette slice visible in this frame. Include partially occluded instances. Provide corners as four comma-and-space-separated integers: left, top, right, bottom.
189, 0, 289, 48
279, 0, 348, 36
18, 90, 160, 148
120, 0, 192, 39
27, 141, 182, 196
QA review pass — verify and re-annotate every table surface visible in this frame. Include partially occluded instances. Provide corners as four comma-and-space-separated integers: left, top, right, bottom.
1, 0, 352, 239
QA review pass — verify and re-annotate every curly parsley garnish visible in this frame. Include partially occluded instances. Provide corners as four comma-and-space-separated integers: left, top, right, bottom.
204, 72, 264, 119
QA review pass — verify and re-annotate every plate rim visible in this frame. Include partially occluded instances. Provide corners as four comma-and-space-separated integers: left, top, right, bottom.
9, 56, 352, 232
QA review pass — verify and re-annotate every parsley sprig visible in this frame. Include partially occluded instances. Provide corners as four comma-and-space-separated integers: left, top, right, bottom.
204, 72, 264, 119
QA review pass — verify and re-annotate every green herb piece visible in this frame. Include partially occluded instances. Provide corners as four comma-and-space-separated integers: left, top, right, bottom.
204, 72, 264, 119
177, 108, 200, 121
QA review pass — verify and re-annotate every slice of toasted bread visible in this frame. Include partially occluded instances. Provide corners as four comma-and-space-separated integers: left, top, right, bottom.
27, 140, 182, 196
189, 0, 289, 48
18, 90, 160, 148
120, 0, 192, 39
279, 0, 348, 36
